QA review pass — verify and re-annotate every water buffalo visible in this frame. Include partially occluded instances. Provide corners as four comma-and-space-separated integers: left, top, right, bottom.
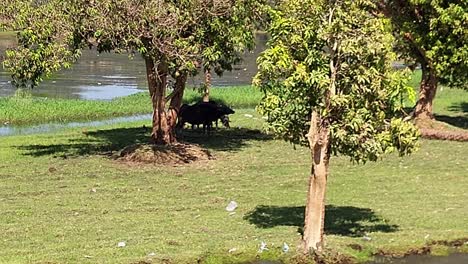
177, 101, 235, 133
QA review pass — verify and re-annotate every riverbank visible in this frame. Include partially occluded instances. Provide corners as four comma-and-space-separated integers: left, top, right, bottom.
0, 109, 467, 263
0, 86, 262, 126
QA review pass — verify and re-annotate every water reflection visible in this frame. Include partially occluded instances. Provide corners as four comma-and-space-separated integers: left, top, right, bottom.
0, 33, 267, 100
0, 114, 152, 137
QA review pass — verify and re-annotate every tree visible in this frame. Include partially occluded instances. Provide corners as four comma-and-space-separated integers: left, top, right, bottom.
382, 0, 468, 121
0, 0, 41, 31
254, 0, 419, 252
194, 1, 260, 102
4, 0, 264, 144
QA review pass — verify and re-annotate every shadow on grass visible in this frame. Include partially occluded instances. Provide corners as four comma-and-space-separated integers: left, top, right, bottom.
434, 115, 468, 129
17, 126, 272, 157
244, 205, 398, 237
448, 102, 468, 113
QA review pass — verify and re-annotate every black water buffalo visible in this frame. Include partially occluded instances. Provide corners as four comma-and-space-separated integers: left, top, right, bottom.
178, 101, 235, 133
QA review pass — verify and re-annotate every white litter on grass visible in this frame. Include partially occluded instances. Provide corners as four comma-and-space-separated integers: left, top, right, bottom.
259, 241, 268, 253
362, 236, 372, 241
117, 241, 126, 247
228, 248, 237, 253
244, 114, 253, 118
226, 201, 238, 212
148, 252, 156, 257
282, 243, 290, 253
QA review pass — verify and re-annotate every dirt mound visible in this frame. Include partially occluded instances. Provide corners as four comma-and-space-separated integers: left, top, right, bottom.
118, 143, 213, 165
415, 118, 468, 142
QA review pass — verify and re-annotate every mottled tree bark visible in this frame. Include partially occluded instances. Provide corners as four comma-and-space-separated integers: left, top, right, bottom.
202, 67, 211, 102
303, 34, 336, 253
303, 110, 331, 253
145, 56, 174, 144
167, 73, 188, 140
414, 63, 438, 120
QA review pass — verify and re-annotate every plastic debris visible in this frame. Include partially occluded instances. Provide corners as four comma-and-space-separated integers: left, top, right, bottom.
362, 236, 372, 241
259, 241, 268, 253
148, 252, 156, 257
228, 248, 237, 253
244, 114, 253, 118
225, 201, 238, 212
117, 241, 126, 247
282, 242, 290, 253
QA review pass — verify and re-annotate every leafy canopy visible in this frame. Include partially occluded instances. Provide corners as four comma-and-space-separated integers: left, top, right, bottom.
254, 0, 419, 163
386, 0, 468, 89
4, 0, 265, 88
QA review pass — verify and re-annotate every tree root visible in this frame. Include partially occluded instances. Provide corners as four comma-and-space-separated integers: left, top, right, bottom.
420, 128, 468, 142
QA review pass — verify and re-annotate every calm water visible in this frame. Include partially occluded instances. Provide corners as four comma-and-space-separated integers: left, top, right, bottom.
0, 114, 152, 137
0, 33, 267, 100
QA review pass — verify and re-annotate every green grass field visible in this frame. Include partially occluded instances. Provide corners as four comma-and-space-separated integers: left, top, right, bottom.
0, 86, 261, 126
0, 73, 467, 263
1, 109, 467, 263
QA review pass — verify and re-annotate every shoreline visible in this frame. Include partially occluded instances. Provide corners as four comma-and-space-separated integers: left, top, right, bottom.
0, 86, 262, 126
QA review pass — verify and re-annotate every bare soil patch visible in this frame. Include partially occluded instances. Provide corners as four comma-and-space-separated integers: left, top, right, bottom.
420, 128, 468, 141
416, 118, 468, 142
118, 143, 213, 165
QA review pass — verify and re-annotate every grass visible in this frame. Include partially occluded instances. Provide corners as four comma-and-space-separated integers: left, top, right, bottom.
407, 70, 468, 129
0, 107, 467, 263
0, 31, 15, 36
0, 86, 262, 126
1, 70, 466, 128
0, 71, 467, 263
184, 86, 262, 109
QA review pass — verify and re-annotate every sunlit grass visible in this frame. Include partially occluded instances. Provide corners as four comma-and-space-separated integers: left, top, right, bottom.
184, 85, 262, 108
0, 110, 466, 263
0, 86, 262, 126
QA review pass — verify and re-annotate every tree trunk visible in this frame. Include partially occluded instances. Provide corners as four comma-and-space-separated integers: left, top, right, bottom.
145, 56, 175, 145
302, 29, 335, 253
202, 67, 211, 102
414, 64, 438, 120
168, 73, 188, 139
302, 110, 331, 253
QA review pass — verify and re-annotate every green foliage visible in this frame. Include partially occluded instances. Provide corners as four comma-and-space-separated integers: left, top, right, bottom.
195, 0, 266, 75
386, 0, 468, 89
2, 0, 79, 88
255, 0, 419, 163
0, 0, 32, 31
4, 0, 265, 88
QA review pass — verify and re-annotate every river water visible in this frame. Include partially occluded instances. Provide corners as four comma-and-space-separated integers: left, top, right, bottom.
0, 33, 267, 100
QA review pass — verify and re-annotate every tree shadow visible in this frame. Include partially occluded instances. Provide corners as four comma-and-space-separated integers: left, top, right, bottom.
434, 114, 468, 129
448, 102, 468, 113
17, 126, 272, 158
244, 205, 398, 237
